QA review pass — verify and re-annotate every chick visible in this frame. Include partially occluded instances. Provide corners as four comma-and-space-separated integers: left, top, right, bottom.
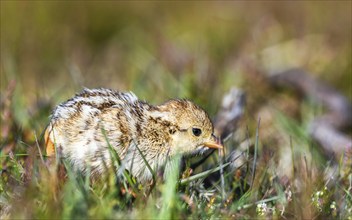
45, 88, 222, 182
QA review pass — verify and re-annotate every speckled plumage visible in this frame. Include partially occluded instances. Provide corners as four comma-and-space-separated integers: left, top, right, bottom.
45, 88, 222, 182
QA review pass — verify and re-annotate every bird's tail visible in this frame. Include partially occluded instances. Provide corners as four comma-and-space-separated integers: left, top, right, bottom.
44, 127, 55, 157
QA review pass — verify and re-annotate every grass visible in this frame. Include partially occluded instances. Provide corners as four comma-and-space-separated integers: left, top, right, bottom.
1, 107, 351, 218
1, 1, 351, 219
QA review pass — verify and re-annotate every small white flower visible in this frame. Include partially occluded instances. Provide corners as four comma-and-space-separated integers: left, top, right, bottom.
256, 202, 268, 216
330, 201, 336, 210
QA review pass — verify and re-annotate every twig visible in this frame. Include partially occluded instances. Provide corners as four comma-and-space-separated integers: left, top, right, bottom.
214, 87, 246, 139
269, 68, 352, 158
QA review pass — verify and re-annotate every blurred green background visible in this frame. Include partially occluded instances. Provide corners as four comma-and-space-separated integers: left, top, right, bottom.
1, 1, 351, 128
1, 2, 351, 218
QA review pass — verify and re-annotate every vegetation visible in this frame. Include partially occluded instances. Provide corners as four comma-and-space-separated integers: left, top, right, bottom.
1, 2, 351, 219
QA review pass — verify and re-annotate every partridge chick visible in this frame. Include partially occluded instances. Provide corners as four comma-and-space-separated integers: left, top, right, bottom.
45, 88, 222, 182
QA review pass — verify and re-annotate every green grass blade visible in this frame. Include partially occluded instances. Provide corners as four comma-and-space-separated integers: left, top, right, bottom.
180, 161, 232, 185
159, 154, 181, 220
134, 143, 156, 182
101, 127, 137, 190
250, 117, 260, 190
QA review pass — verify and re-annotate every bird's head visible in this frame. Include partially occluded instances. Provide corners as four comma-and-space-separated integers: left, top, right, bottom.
152, 99, 223, 157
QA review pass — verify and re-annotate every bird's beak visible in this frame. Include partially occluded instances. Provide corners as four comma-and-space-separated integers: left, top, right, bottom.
203, 135, 223, 150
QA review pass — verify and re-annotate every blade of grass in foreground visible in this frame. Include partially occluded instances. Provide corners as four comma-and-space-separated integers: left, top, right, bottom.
219, 149, 225, 202
61, 160, 89, 219
159, 154, 181, 220
180, 161, 232, 185
236, 195, 282, 210
101, 128, 137, 191
135, 143, 156, 183
250, 117, 260, 190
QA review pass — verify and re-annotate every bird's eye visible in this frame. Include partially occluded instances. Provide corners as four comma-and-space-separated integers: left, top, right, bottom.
192, 128, 202, 137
